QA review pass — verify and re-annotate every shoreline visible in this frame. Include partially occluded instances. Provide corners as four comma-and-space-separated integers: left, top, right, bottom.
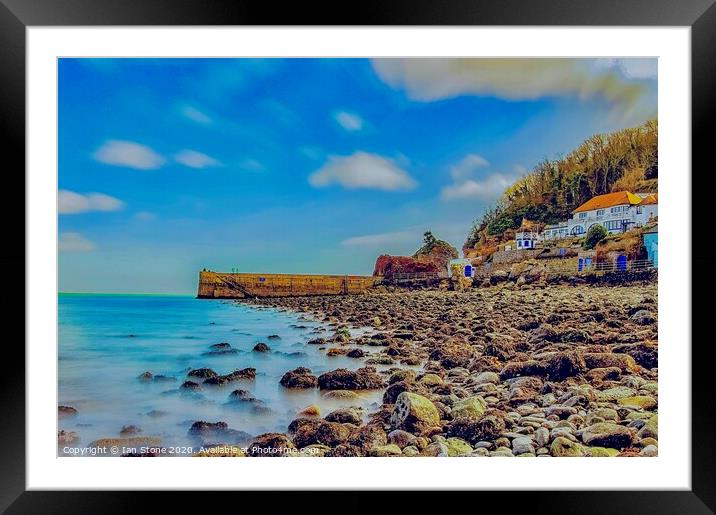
239, 282, 658, 457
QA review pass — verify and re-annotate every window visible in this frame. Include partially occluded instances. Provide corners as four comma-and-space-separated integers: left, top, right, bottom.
597, 209, 605, 216
637, 206, 643, 214
611, 206, 626, 213
578, 212, 587, 219
517, 240, 522, 248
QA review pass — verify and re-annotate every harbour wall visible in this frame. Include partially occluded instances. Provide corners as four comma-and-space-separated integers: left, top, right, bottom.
197, 271, 379, 298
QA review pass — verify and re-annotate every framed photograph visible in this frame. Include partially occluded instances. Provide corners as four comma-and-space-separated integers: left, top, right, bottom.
2, 0, 713, 511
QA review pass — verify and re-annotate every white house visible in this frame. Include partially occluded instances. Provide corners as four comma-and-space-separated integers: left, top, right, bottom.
566, 191, 657, 236
543, 222, 568, 241
448, 258, 476, 278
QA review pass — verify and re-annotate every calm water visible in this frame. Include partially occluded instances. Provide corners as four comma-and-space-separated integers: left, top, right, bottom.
58, 294, 382, 454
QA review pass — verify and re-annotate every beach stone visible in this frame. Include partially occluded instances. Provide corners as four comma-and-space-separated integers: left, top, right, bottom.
584, 353, 638, 373
472, 371, 500, 385
640, 444, 658, 457
597, 386, 637, 402
512, 436, 535, 455
346, 348, 366, 358
314, 422, 355, 447
387, 429, 418, 449
58, 405, 78, 418
587, 447, 620, 457
423, 441, 450, 457
187, 421, 251, 444
247, 433, 296, 457
390, 392, 440, 433
369, 444, 402, 457
546, 351, 587, 381
324, 408, 363, 425
550, 436, 585, 457
297, 405, 321, 417
581, 422, 633, 449
180, 380, 201, 391
252, 342, 270, 352
402, 445, 420, 456
450, 396, 487, 420
348, 424, 388, 451
586, 367, 622, 382
617, 396, 657, 410
119, 425, 142, 436
58, 430, 79, 445
446, 414, 506, 444
279, 367, 318, 388
445, 437, 473, 456
419, 373, 444, 386
318, 367, 384, 390
637, 414, 658, 439
534, 427, 550, 447
204, 368, 256, 385
500, 360, 547, 379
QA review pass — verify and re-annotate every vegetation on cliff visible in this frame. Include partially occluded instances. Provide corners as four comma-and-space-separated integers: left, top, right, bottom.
465, 120, 658, 250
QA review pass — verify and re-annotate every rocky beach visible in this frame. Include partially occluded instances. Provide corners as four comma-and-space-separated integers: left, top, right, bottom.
240, 282, 658, 457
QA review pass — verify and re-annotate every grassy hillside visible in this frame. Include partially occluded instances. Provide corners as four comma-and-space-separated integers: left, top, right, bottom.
465, 119, 657, 250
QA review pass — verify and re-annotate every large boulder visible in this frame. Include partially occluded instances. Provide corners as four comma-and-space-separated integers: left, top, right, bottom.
390, 392, 441, 433
499, 360, 547, 379
450, 396, 487, 420
279, 367, 318, 388
546, 351, 588, 381
318, 367, 385, 390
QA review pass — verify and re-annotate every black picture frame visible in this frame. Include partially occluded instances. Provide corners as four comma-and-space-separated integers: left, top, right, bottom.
1, 0, 713, 512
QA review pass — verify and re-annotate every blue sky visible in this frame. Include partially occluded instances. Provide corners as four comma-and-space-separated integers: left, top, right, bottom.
58, 58, 657, 294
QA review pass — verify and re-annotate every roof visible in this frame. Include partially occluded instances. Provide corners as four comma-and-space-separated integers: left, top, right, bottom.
573, 191, 643, 213
639, 193, 658, 205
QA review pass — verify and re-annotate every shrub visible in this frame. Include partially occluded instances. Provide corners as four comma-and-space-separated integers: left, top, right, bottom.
584, 225, 608, 250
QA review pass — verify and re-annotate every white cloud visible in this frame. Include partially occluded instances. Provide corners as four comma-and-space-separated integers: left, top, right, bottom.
450, 153, 489, 181
441, 173, 516, 201
181, 105, 212, 124
371, 58, 650, 110
94, 140, 165, 170
59, 232, 95, 252
596, 58, 657, 80
239, 159, 264, 171
309, 152, 417, 191
174, 150, 220, 169
334, 111, 364, 131
58, 190, 124, 214
134, 211, 157, 222
441, 156, 523, 202
341, 230, 416, 247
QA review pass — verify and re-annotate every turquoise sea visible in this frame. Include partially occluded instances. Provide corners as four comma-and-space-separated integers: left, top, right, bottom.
58, 294, 381, 454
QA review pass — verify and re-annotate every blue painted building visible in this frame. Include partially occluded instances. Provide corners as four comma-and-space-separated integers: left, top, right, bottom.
644, 225, 658, 268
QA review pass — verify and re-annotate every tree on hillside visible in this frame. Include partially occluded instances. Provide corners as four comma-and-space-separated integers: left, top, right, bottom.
584, 224, 608, 250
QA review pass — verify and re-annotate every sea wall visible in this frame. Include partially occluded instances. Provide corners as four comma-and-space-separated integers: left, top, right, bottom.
197, 271, 378, 298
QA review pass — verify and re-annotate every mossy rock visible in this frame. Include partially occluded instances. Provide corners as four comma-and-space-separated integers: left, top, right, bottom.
637, 413, 658, 439
390, 392, 440, 433
445, 437, 473, 457
617, 396, 657, 410
596, 386, 637, 402
450, 396, 487, 420
587, 447, 620, 457
369, 444, 402, 457
419, 373, 444, 386
550, 436, 585, 457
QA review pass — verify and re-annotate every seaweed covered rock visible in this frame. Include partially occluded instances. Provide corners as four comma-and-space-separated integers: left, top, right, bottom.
318, 367, 384, 390
279, 367, 318, 388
